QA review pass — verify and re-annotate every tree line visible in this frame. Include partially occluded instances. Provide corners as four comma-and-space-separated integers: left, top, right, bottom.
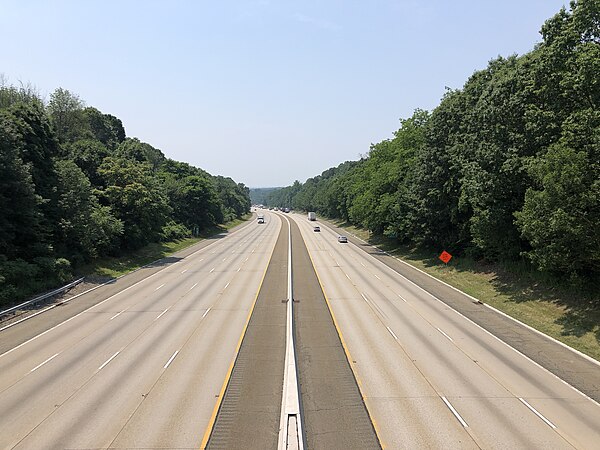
0, 81, 250, 305
267, 0, 599, 286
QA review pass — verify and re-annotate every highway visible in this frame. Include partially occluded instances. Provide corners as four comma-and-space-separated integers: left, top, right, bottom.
1, 210, 599, 449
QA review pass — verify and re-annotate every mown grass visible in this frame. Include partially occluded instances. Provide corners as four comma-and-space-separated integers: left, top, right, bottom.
77, 215, 252, 280
331, 220, 600, 362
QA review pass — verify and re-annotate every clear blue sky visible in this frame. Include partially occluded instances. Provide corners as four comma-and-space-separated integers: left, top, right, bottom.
1, 0, 568, 187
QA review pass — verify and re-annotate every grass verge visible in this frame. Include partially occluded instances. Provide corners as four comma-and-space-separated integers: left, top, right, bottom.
77, 215, 252, 280
331, 219, 600, 362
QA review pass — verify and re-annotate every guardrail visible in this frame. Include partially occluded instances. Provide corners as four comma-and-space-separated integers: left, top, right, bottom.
0, 277, 84, 317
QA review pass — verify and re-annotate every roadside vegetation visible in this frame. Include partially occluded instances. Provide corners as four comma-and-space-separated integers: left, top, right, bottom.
266, 1, 600, 355
78, 215, 251, 280
0, 81, 251, 308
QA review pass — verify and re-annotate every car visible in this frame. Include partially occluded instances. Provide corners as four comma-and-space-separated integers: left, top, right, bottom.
337, 235, 348, 243
258, 218, 264, 224
313, 226, 320, 232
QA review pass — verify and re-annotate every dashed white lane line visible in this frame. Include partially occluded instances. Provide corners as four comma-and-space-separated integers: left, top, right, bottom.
360, 261, 366, 267
189, 282, 198, 291
202, 307, 211, 319
374, 274, 381, 280
110, 308, 128, 320
441, 396, 468, 427
224, 282, 230, 290
155, 307, 170, 321
210, 268, 215, 273
244, 257, 249, 262
345, 273, 352, 281
181, 269, 188, 274
237, 267, 241, 272
155, 284, 165, 291
30, 353, 60, 373
519, 398, 557, 429
164, 350, 179, 369
386, 326, 398, 340
222, 258, 227, 262
397, 293, 408, 302
97, 351, 120, 373
437, 327, 454, 342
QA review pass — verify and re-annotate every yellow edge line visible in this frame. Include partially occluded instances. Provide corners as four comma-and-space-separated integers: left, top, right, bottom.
302, 224, 387, 449
199, 217, 282, 449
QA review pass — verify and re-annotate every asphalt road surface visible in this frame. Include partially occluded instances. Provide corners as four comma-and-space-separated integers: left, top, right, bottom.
1, 210, 599, 449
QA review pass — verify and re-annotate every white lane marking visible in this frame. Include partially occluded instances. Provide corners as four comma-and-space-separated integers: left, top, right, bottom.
30, 353, 60, 373
397, 293, 408, 302
110, 309, 127, 320
202, 307, 211, 319
155, 307, 170, 320
232, 250, 236, 253
181, 269, 188, 274
386, 326, 398, 340
97, 351, 120, 372
198, 258, 204, 262
244, 257, 249, 262
222, 258, 227, 262
519, 398, 557, 429
237, 267, 241, 272
345, 273, 351, 281
441, 396, 468, 427
188, 282, 198, 291
252, 249, 256, 253
155, 283, 165, 291
374, 274, 381, 280
360, 293, 370, 304
164, 350, 179, 369
224, 282, 230, 290
210, 268, 215, 273
437, 327, 454, 342
360, 261, 366, 267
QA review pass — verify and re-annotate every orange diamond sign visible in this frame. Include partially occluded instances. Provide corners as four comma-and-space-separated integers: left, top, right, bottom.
439, 250, 452, 264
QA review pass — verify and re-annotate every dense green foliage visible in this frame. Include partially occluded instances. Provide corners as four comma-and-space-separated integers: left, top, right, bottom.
0, 85, 250, 305
267, 0, 599, 286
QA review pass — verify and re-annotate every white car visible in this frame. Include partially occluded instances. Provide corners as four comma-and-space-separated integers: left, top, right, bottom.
337, 235, 348, 243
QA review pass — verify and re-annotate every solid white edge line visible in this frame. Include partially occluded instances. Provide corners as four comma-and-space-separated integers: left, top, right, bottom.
350, 229, 600, 370
0, 303, 59, 332
519, 397, 557, 429
338, 226, 600, 408
437, 327, 454, 342
441, 396, 468, 428
386, 326, 398, 341
97, 351, 120, 372
164, 350, 179, 369
30, 352, 60, 372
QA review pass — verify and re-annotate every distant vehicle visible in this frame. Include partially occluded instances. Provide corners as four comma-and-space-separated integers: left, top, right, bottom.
308, 212, 316, 221
284, 208, 290, 213
337, 235, 348, 243
257, 214, 264, 220
258, 218, 265, 224
313, 226, 320, 232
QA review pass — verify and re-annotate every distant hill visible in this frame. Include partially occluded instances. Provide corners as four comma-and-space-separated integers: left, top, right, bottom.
250, 187, 280, 205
